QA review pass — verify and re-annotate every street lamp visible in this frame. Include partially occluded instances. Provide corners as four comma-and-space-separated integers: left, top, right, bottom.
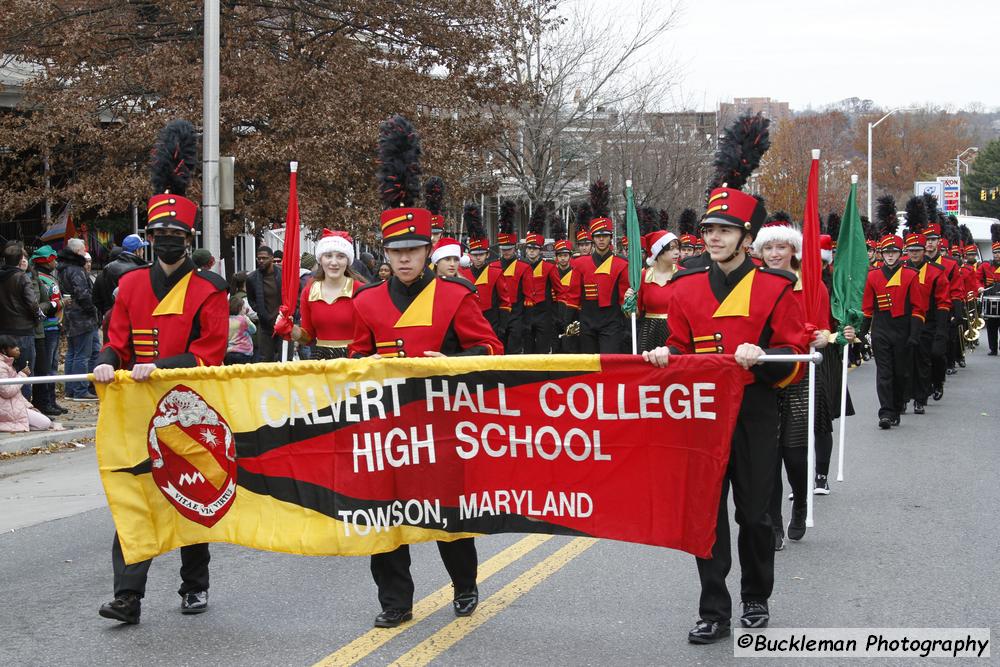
867, 108, 907, 221
956, 147, 978, 215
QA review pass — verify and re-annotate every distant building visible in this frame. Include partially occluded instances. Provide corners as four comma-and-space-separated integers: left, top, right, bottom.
718, 97, 791, 129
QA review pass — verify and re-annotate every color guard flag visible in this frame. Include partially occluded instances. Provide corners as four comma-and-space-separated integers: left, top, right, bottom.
95, 355, 752, 564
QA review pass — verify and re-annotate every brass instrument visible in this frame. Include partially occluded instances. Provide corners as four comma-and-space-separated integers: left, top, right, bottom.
559, 321, 581, 338
964, 297, 984, 344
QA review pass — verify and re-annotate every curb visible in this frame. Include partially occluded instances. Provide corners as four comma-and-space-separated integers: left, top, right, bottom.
0, 427, 96, 455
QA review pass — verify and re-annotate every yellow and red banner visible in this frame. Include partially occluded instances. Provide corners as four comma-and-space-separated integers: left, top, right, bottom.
96, 355, 750, 564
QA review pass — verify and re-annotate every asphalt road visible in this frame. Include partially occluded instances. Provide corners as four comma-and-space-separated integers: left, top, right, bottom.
1, 349, 997, 666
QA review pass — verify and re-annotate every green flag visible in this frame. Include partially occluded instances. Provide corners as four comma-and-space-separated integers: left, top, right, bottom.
831, 178, 868, 344
623, 181, 642, 313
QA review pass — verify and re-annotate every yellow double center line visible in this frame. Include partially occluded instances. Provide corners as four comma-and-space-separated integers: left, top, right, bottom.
314, 535, 595, 666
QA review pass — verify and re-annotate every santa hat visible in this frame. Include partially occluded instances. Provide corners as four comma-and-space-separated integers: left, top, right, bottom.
314, 229, 355, 265
751, 217, 802, 259
819, 234, 834, 264
645, 231, 678, 266
431, 237, 462, 264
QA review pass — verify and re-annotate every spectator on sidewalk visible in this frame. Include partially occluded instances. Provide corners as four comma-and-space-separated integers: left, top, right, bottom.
57, 238, 100, 401
0, 243, 41, 400
351, 251, 375, 283
29, 246, 66, 417
93, 234, 148, 318
0, 335, 62, 433
225, 295, 256, 365
192, 248, 216, 272
246, 246, 282, 362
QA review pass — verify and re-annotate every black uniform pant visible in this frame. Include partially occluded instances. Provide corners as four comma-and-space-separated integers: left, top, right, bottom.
370, 538, 478, 611
503, 315, 525, 355
768, 446, 807, 533
112, 532, 210, 598
697, 397, 778, 623
579, 316, 625, 354
987, 318, 999, 353
524, 305, 553, 354
871, 318, 911, 420
815, 430, 834, 477
910, 328, 934, 404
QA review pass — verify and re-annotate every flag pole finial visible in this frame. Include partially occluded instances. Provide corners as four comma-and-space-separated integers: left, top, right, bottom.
811, 149, 821, 160
290, 161, 298, 173
851, 174, 858, 184
625, 179, 632, 188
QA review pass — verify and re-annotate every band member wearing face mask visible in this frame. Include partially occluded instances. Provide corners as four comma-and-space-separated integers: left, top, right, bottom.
291, 229, 363, 359
93, 120, 230, 625
459, 206, 509, 341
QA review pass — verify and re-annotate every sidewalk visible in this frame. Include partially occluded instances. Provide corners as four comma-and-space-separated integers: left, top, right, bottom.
0, 398, 99, 455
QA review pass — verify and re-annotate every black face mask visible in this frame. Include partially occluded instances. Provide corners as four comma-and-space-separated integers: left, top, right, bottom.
153, 235, 188, 265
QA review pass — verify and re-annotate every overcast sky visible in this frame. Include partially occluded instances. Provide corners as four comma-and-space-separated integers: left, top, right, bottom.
585, 0, 998, 112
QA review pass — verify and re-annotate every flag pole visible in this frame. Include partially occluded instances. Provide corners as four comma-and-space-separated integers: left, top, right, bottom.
804, 148, 822, 529
836, 341, 849, 481
631, 313, 637, 355
806, 343, 817, 528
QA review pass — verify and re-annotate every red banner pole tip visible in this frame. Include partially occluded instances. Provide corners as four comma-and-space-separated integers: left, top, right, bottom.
812, 149, 821, 160
290, 161, 298, 173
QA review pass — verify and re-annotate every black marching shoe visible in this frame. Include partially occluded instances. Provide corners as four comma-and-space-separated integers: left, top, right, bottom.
740, 601, 770, 628
374, 609, 413, 628
890, 415, 901, 427
688, 619, 731, 644
988, 350, 998, 356
773, 526, 785, 552
946, 367, 958, 375
878, 417, 892, 429
814, 474, 831, 495
958, 359, 966, 368
99, 592, 141, 624
932, 385, 944, 401
913, 402, 925, 415
180, 590, 208, 614
787, 505, 807, 541
453, 587, 479, 617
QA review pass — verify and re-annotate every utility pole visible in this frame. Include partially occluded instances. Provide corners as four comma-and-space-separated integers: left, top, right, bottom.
202, 0, 221, 267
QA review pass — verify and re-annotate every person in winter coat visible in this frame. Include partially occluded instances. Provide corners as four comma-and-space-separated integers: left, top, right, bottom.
93, 234, 148, 317
29, 246, 65, 416
0, 243, 41, 400
0, 335, 61, 433
57, 238, 100, 401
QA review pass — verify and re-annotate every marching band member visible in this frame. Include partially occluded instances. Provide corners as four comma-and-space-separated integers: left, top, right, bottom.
645, 113, 806, 642
925, 219, 962, 396
426, 176, 446, 247
431, 236, 463, 278
552, 217, 581, 353
522, 204, 561, 354
900, 198, 949, 414
94, 120, 229, 624
576, 180, 629, 353
496, 201, 531, 354
459, 205, 509, 341
983, 224, 1000, 356
349, 115, 502, 629
573, 204, 594, 258
861, 196, 925, 429
292, 229, 362, 359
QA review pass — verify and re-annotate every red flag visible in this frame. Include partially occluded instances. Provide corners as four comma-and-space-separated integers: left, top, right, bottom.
275, 162, 301, 340
800, 150, 823, 330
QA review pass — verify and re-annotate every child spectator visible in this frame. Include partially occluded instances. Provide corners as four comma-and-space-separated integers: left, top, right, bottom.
225, 295, 256, 365
0, 335, 62, 432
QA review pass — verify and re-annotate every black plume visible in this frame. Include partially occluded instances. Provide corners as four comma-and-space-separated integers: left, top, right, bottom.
921, 192, 939, 223
991, 223, 1000, 244
767, 210, 792, 225
942, 219, 961, 246
678, 208, 698, 235
825, 212, 841, 239
150, 119, 198, 195
550, 211, 567, 242
463, 204, 483, 237
575, 202, 592, 238
528, 202, 546, 234
499, 200, 516, 235
960, 224, 974, 245
424, 177, 445, 216
376, 114, 422, 209
589, 180, 610, 218
638, 207, 658, 235
708, 112, 771, 193
875, 195, 897, 235
904, 196, 927, 235
658, 209, 670, 231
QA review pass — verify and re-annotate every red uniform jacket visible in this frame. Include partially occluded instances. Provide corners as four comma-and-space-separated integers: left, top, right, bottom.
666, 259, 807, 389
349, 269, 503, 358
575, 251, 629, 309
498, 257, 531, 319
99, 260, 229, 369
862, 264, 925, 322
978, 260, 1000, 289
931, 254, 964, 308
959, 264, 979, 302
904, 260, 951, 325
297, 277, 360, 347
524, 259, 561, 308
637, 267, 674, 318
556, 265, 581, 311
459, 262, 509, 337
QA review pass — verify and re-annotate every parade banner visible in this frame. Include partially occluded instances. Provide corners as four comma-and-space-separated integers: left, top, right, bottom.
95, 355, 751, 564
